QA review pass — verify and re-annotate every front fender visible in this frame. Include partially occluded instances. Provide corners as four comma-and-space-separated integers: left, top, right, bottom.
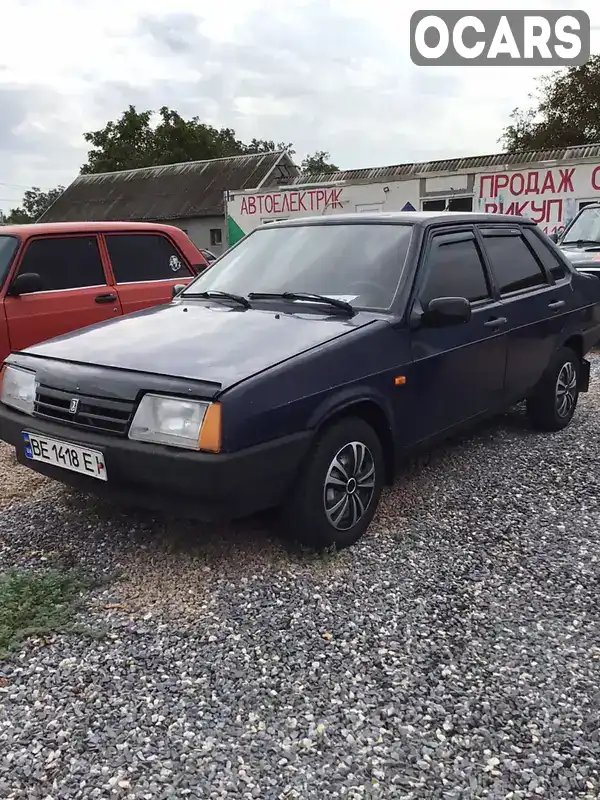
307, 384, 395, 437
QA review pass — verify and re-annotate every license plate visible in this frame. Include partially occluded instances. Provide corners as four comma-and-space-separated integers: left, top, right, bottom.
22, 432, 107, 481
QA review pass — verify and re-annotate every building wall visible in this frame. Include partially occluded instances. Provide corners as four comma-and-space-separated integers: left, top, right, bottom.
226, 157, 600, 244
167, 215, 226, 255
225, 181, 420, 245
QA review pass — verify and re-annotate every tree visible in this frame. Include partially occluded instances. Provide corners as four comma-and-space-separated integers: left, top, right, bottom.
4, 186, 65, 224
500, 55, 600, 151
80, 105, 296, 174
301, 150, 339, 174
244, 138, 295, 155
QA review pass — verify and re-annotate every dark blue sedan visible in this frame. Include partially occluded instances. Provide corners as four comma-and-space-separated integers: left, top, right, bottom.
1, 212, 599, 550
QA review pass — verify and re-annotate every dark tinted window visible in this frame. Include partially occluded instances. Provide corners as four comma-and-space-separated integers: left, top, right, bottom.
0, 236, 18, 288
106, 235, 190, 283
184, 223, 414, 310
18, 236, 105, 291
420, 236, 490, 305
483, 234, 547, 294
422, 197, 473, 212
523, 227, 567, 281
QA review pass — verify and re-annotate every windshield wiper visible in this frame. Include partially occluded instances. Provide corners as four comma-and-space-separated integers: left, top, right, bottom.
248, 292, 354, 315
562, 239, 600, 248
181, 290, 251, 309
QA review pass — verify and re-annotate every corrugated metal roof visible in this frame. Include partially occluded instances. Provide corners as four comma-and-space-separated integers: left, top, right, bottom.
291, 143, 600, 185
39, 151, 298, 223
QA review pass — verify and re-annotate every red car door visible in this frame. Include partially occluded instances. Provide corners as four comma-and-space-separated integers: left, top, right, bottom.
3, 234, 123, 353
0, 233, 20, 363
102, 232, 195, 315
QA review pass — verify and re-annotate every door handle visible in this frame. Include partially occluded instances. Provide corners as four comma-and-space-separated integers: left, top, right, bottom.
548, 300, 566, 310
95, 293, 117, 304
484, 316, 508, 328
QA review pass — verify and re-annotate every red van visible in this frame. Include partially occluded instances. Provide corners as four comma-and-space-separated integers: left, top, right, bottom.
0, 221, 208, 364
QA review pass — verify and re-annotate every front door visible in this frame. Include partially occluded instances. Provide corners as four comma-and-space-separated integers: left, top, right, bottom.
4, 234, 123, 353
102, 232, 196, 315
409, 228, 508, 443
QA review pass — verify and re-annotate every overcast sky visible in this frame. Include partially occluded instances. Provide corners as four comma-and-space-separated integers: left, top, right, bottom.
0, 0, 598, 212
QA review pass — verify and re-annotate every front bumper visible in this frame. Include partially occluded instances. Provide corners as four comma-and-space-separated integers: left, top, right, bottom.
0, 404, 312, 521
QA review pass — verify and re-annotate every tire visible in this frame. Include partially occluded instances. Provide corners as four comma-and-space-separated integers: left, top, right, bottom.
281, 417, 384, 551
526, 346, 580, 432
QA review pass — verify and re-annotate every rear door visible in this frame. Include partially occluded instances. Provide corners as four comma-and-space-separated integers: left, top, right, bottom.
409, 227, 508, 440
4, 234, 123, 352
478, 226, 572, 400
102, 232, 196, 315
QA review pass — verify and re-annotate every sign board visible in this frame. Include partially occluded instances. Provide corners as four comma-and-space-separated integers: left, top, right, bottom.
475, 163, 600, 236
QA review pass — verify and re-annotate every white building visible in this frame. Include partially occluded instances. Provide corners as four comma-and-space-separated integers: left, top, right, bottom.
225, 143, 600, 246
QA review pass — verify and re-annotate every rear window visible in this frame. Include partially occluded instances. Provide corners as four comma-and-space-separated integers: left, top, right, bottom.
523, 228, 568, 281
0, 236, 19, 288
482, 233, 547, 295
105, 234, 191, 283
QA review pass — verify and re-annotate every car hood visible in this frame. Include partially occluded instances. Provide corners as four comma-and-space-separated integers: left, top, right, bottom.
23, 300, 378, 390
561, 244, 600, 269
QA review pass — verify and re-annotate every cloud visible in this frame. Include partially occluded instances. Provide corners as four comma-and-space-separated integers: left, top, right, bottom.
0, 0, 598, 211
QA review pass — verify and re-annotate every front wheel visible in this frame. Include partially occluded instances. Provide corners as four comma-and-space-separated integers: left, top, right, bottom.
281, 417, 384, 551
527, 347, 580, 432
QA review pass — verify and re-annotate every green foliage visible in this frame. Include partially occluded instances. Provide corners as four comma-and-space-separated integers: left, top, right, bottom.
4, 186, 65, 224
301, 150, 339, 174
80, 105, 296, 174
0, 568, 95, 658
500, 55, 600, 151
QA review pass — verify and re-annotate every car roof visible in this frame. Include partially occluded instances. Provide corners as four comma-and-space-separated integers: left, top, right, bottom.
0, 220, 187, 238
265, 211, 537, 228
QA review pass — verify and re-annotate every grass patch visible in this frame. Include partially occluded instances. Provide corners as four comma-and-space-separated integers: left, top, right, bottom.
0, 568, 98, 658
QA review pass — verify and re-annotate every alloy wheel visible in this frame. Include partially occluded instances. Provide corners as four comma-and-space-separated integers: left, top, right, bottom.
323, 441, 376, 531
556, 361, 577, 418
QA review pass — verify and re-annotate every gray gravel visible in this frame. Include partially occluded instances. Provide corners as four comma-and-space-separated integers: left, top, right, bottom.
2, 357, 600, 799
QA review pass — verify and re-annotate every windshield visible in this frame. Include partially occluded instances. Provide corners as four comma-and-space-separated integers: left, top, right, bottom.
183, 223, 414, 310
0, 236, 18, 287
562, 207, 600, 245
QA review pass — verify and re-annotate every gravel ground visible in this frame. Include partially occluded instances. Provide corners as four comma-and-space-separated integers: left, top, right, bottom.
1, 358, 600, 799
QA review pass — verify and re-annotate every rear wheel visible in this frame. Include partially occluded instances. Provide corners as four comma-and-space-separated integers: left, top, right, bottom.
281, 417, 384, 551
526, 346, 580, 431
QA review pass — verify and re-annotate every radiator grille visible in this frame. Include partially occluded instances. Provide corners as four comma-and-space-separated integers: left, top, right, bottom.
34, 386, 135, 436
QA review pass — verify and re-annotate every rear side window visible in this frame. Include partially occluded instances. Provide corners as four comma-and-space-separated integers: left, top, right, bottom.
483, 233, 547, 295
105, 234, 191, 283
17, 236, 106, 291
420, 235, 490, 305
522, 227, 568, 281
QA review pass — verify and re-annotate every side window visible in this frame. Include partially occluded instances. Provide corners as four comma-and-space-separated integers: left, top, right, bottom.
105, 235, 191, 283
522, 227, 568, 281
420, 235, 490, 305
483, 233, 547, 295
17, 236, 106, 291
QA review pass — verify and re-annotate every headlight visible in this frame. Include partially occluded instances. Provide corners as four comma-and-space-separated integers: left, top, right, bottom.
128, 394, 221, 452
0, 365, 37, 415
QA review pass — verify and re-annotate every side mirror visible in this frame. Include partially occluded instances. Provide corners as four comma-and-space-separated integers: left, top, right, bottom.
422, 296, 471, 327
9, 272, 43, 297
548, 232, 559, 244
172, 283, 186, 299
